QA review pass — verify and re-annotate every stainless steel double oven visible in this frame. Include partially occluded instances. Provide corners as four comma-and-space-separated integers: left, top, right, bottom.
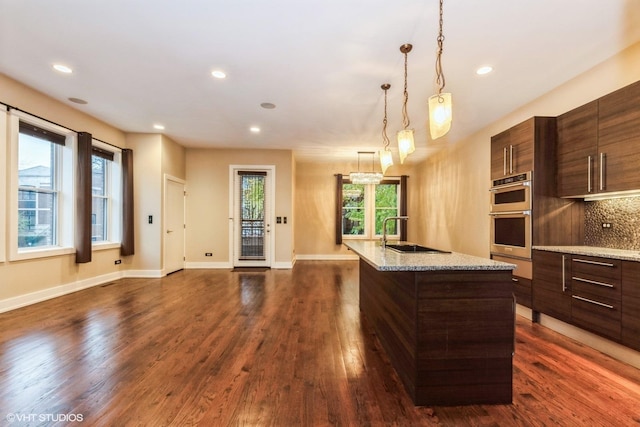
490, 171, 532, 260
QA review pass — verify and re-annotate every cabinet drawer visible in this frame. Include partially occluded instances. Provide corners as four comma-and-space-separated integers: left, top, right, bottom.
571, 275, 621, 301
513, 276, 532, 308
571, 256, 621, 281
571, 294, 621, 340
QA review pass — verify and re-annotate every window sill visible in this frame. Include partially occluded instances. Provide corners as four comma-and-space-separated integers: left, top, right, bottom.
92, 242, 121, 251
12, 246, 75, 261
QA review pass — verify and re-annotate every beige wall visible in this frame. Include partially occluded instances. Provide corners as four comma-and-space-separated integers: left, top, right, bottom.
0, 73, 127, 306
294, 159, 411, 258
185, 148, 294, 267
412, 41, 640, 258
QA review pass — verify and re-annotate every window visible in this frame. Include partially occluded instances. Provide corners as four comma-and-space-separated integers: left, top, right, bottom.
9, 112, 75, 259
91, 141, 121, 247
342, 179, 401, 239
0, 105, 6, 262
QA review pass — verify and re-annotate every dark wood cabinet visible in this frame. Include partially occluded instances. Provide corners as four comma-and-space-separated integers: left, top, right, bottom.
622, 261, 640, 351
597, 80, 640, 193
557, 80, 640, 197
532, 250, 572, 323
490, 118, 535, 179
557, 101, 598, 197
570, 255, 622, 341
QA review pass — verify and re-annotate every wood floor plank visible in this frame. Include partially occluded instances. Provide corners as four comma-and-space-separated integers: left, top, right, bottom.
0, 261, 639, 426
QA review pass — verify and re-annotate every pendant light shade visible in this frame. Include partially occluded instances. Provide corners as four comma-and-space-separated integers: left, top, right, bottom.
429, 0, 452, 140
378, 83, 394, 174
397, 129, 415, 164
397, 43, 414, 164
350, 151, 383, 184
428, 92, 452, 139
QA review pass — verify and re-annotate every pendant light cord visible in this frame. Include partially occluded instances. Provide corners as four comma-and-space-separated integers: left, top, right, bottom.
435, 0, 446, 98
402, 49, 411, 129
382, 84, 390, 150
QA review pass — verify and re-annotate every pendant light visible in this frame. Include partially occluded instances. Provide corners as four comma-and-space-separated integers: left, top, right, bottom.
379, 83, 393, 174
428, 0, 452, 139
397, 43, 415, 164
350, 151, 383, 184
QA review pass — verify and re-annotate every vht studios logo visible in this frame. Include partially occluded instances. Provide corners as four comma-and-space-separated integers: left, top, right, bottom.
6, 413, 84, 423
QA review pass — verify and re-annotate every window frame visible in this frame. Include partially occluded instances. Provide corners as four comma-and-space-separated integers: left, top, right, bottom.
341, 178, 402, 240
0, 105, 6, 262
9, 111, 76, 260
91, 140, 122, 250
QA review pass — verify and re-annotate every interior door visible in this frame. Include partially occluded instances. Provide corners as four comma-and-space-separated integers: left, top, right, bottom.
164, 177, 185, 275
233, 169, 271, 267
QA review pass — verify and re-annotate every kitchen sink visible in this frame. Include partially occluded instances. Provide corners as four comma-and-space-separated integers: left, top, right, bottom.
385, 244, 450, 254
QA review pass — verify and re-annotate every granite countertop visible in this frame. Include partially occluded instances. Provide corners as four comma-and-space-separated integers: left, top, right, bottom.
344, 240, 516, 272
533, 246, 640, 262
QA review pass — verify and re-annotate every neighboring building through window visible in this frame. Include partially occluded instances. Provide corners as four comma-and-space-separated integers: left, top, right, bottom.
91, 141, 121, 246
342, 179, 400, 239
17, 126, 62, 248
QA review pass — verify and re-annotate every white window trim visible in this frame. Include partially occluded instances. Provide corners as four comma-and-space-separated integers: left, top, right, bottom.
0, 105, 7, 262
91, 139, 122, 251
342, 178, 402, 240
8, 111, 76, 260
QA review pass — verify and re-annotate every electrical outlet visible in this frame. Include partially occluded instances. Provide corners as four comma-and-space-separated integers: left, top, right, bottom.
205, 252, 213, 257
114, 259, 122, 265
602, 222, 612, 229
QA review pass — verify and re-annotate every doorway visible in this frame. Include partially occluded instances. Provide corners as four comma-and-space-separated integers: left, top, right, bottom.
230, 166, 274, 268
164, 175, 186, 275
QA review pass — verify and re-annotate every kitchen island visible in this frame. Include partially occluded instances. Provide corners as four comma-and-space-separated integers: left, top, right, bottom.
344, 240, 516, 406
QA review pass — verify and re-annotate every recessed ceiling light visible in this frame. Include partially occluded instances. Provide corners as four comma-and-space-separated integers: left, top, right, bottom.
153, 124, 165, 130
250, 126, 261, 133
211, 70, 226, 79
53, 64, 73, 74
476, 66, 493, 75
260, 102, 276, 109
68, 97, 87, 104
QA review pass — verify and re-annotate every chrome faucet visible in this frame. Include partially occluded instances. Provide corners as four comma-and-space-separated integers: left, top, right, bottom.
381, 216, 409, 249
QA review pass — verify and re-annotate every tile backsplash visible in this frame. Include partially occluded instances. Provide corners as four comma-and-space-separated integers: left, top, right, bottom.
584, 196, 640, 250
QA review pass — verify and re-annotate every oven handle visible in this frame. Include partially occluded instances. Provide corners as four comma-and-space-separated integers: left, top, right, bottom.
489, 181, 531, 192
489, 210, 531, 216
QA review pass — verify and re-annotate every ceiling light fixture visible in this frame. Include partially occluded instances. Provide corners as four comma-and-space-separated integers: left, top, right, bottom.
350, 151, 383, 185
153, 124, 165, 130
379, 83, 393, 175
260, 102, 276, 109
476, 65, 493, 75
250, 126, 261, 133
211, 70, 226, 79
53, 64, 73, 74
68, 97, 87, 104
428, 0, 452, 140
397, 43, 415, 164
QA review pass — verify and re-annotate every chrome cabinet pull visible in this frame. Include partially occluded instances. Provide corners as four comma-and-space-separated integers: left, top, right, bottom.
562, 255, 566, 292
509, 145, 514, 174
572, 276, 614, 288
503, 147, 508, 176
587, 155, 592, 193
572, 258, 614, 267
572, 295, 614, 309
512, 277, 519, 283
600, 152, 606, 191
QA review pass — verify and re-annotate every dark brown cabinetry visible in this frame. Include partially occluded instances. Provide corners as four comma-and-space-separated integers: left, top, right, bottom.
557, 101, 598, 197
622, 261, 640, 351
532, 250, 572, 323
557, 80, 640, 197
490, 118, 535, 179
597, 80, 640, 193
570, 255, 621, 341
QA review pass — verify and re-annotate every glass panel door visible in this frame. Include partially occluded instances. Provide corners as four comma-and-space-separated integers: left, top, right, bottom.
238, 172, 266, 260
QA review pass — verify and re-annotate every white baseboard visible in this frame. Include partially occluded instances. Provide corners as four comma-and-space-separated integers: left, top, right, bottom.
0, 271, 123, 314
295, 254, 359, 261
124, 270, 164, 278
185, 261, 233, 269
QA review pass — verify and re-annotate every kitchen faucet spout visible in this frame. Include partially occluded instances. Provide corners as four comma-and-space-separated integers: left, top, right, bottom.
381, 216, 409, 249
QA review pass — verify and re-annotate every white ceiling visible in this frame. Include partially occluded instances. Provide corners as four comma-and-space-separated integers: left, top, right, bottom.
1, 0, 640, 163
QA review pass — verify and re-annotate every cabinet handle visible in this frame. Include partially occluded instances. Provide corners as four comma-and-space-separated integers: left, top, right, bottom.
572, 295, 614, 309
587, 155, 592, 193
509, 145, 514, 174
572, 258, 615, 267
562, 255, 566, 292
512, 277, 519, 283
599, 152, 606, 191
572, 277, 615, 288
503, 147, 508, 175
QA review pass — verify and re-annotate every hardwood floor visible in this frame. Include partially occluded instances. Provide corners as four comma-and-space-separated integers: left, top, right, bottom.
0, 261, 639, 426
